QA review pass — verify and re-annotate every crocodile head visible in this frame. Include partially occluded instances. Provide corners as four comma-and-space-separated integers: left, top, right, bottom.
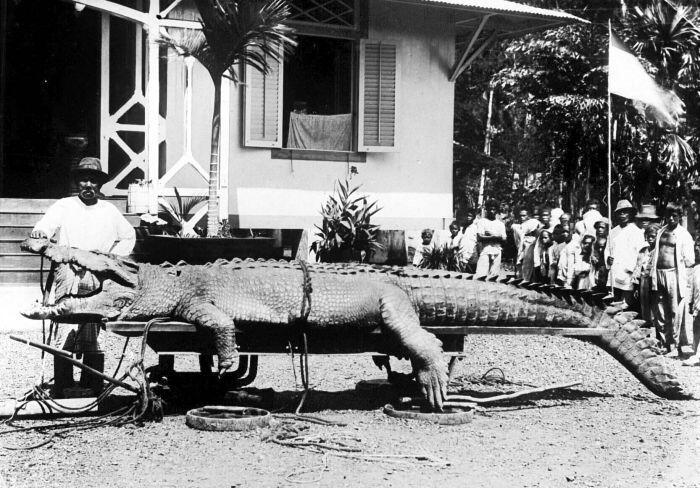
20, 237, 141, 322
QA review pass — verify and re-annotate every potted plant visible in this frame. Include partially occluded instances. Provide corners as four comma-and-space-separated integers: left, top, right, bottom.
311, 179, 383, 263
143, 188, 276, 263
159, 0, 296, 237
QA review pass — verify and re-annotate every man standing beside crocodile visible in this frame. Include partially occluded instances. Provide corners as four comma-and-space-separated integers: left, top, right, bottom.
29, 157, 135, 396
649, 202, 694, 356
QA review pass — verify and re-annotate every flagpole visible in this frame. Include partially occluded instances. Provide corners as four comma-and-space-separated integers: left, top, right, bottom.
607, 19, 613, 227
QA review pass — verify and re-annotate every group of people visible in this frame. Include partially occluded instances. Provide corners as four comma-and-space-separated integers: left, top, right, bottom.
413, 197, 700, 366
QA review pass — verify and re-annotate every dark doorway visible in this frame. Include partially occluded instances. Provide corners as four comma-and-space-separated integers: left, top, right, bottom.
1, 1, 100, 198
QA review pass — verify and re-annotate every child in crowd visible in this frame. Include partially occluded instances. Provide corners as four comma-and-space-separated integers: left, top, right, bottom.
631, 224, 660, 325
592, 236, 609, 292
412, 228, 434, 266
568, 234, 596, 289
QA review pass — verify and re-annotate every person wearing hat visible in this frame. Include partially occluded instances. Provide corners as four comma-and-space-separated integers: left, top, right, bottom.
30, 157, 135, 254
649, 202, 695, 356
29, 157, 135, 396
635, 204, 660, 230
604, 199, 646, 307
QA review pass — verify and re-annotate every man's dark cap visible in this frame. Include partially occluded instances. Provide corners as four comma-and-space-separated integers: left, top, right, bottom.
72, 157, 110, 184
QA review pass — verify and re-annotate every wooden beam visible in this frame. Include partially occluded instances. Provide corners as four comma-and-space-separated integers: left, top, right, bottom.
0, 0, 7, 195
449, 31, 498, 82
65, 0, 148, 24
450, 14, 491, 83
146, 0, 161, 214
107, 321, 612, 339
423, 326, 612, 337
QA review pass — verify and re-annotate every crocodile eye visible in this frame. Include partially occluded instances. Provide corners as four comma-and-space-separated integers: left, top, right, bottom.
113, 297, 133, 308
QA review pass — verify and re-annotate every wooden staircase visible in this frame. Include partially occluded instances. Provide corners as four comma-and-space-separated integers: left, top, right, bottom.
0, 198, 141, 285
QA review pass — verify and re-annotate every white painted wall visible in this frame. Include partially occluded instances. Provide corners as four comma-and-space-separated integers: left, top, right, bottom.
190, 1, 456, 230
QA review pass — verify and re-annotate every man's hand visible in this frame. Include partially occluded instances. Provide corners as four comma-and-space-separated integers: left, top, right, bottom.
30, 230, 47, 239
607, 256, 614, 266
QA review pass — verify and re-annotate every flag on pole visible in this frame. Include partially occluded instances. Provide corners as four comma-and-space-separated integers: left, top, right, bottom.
608, 32, 684, 126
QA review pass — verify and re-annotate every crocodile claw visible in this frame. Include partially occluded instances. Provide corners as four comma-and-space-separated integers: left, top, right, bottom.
415, 363, 448, 411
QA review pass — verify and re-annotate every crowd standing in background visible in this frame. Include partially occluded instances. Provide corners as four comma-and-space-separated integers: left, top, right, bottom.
411, 197, 700, 366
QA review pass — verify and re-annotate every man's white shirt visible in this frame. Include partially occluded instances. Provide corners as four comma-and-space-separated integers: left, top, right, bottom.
33, 196, 136, 256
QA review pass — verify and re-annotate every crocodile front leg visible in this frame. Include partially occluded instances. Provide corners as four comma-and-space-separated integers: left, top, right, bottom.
378, 285, 447, 410
178, 301, 237, 372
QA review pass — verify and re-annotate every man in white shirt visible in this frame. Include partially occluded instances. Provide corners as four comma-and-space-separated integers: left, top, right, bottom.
30, 158, 135, 396
605, 199, 646, 307
476, 199, 506, 277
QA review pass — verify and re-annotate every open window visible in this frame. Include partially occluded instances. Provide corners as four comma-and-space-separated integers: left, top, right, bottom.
243, 4, 398, 155
282, 35, 354, 152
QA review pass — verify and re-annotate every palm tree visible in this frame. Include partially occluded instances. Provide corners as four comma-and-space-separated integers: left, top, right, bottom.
161, 0, 295, 236
619, 2, 700, 204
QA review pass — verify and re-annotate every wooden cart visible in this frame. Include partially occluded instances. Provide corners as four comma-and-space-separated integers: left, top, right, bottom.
105, 321, 614, 388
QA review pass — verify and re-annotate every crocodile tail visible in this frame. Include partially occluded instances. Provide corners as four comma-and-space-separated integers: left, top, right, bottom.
584, 304, 693, 399
395, 271, 695, 400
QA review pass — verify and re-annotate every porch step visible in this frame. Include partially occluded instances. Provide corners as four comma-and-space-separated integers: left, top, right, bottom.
0, 268, 43, 284
0, 239, 22, 253
0, 225, 33, 240
0, 213, 42, 226
2, 254, 42, 268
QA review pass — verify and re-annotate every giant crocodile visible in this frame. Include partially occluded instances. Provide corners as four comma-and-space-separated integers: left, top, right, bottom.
19, 237, 693, 409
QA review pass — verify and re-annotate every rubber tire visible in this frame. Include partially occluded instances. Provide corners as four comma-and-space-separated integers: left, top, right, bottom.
383, 404, 474, 425
186, 405, 271, 431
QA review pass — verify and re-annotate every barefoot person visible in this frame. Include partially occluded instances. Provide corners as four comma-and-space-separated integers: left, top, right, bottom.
650, 203, 695, 356
30, 157, 135, 395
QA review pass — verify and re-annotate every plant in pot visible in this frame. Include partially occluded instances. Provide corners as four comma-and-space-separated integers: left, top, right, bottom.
311, 179, 383, 263
159, 0, 296, 237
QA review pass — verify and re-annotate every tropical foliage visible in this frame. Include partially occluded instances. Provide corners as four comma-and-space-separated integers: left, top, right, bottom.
310, 179, 382, 263
159, 0, 296, 236
454, 0, 700, 217
158, 187, 207, 237
417, 244, 465, 271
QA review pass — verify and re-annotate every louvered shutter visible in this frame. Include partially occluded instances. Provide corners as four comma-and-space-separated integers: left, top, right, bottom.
243, 46, 284, 147
358, 40, 398, 152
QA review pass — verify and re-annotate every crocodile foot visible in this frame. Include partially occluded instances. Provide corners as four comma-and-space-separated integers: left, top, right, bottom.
414, 361, 448, 411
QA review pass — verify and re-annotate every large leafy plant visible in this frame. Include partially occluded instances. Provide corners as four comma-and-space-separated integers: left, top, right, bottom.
417, 244, 464, 271
311, 179, 382, 263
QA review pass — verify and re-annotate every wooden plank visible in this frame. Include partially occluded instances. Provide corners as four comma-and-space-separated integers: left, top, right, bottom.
107, 321, 610, 338
423, 326, 611, 337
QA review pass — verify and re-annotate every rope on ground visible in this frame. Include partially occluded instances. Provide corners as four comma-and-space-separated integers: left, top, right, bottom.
0, 317, 168, 450
266, 419, 450, 483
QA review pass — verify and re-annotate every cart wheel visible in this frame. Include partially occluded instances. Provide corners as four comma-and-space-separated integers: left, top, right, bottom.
185, 405, 271, 431
382, 404, 474, 425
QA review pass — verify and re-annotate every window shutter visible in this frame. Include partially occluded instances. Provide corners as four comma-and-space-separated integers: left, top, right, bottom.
243, 46, 284, 148
358, 40, 398, 152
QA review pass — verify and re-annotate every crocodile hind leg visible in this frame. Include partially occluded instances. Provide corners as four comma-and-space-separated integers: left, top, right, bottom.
378, 286, 448, 410
179, 302, 238, 372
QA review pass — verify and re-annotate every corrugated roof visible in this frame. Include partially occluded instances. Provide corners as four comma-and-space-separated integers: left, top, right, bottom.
418, 0, 586, 22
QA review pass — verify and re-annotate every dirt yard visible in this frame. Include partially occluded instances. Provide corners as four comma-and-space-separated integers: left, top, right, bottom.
1, 328, 699, 488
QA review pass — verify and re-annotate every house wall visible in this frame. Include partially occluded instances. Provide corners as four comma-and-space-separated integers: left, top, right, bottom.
222, 1, 456, 230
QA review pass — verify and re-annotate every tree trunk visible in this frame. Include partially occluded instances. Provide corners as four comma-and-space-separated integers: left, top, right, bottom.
207, 76, 222, 237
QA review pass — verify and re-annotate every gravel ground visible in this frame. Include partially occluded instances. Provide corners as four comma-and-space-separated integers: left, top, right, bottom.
1, 328, 699, 488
